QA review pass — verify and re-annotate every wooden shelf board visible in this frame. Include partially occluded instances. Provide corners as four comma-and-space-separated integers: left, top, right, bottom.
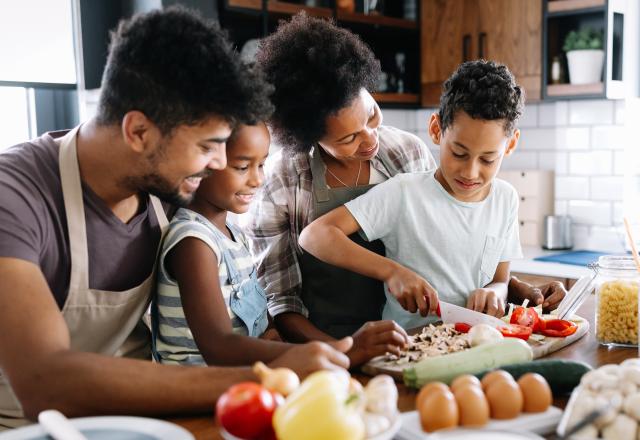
337, 11, 417, 30
373, 92, 419, 104
546, 82, 604, 96
547, 0, 605, 14
226, 0, 332, 17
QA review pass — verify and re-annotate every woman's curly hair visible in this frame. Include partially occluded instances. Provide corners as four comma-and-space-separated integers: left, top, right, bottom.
97, 6, 273, 134
439, 60, 524, 135
257, 12, 380, 152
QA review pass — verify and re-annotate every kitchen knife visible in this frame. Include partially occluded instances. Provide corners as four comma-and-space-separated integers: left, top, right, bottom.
437, 300, 507, 328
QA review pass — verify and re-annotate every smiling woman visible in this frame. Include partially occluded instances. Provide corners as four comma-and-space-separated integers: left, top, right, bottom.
246, 12, 436, 367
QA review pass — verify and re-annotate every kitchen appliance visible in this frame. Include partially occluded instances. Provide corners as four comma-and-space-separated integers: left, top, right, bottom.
542, 215, 573, 250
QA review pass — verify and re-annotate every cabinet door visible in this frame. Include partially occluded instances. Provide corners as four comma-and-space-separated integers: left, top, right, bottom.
421, 0, 477, 106
477, 0, 542, 101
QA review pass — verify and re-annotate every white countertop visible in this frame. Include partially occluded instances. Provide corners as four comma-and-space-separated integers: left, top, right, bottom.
510, 246, 593, 280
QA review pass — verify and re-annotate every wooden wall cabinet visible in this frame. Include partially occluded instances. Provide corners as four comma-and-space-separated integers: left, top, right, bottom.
421, 0, 542, 107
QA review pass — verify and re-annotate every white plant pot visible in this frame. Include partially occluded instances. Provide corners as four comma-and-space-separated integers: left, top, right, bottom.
566, 49, 604, 85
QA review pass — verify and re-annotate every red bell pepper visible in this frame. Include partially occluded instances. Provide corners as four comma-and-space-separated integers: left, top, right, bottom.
499, 324, 533, 341
510, 306, 541, 332
539, 319, 577, 338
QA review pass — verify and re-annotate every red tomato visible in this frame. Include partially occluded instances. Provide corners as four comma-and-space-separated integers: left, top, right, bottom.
539, 319, 577, 338
510, 306, 541, 332
454, 322, 472, 333
499, 324, 533, 341
216, 382, 278, 439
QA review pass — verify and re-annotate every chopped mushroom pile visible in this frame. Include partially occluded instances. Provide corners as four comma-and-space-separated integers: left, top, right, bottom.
383, 324, 470, 365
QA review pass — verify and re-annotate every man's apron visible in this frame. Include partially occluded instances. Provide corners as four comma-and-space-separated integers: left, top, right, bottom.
300, 149, 386, 339
0, 127, 169, 428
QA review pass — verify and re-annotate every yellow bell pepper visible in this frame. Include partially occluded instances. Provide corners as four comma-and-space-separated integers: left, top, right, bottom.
273, 370, 365, 440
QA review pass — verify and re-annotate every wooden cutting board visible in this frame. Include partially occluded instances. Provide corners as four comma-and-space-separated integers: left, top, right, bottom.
361, 316, 589, 380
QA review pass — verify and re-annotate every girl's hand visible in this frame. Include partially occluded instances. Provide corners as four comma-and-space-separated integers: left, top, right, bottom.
347, 320, 410, 367
508, 277, 567, 312
467, 288, 506, 317
385, 265, 438, 316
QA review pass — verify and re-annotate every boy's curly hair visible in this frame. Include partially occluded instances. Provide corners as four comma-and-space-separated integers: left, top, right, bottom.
257, 12, 380, 151
97, 6, 273, 134
439, 60, 524, 135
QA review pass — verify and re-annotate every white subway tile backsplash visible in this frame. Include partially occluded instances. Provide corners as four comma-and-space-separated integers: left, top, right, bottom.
585, 226, 627, 252
614, 151, 626, 175
568, 200, 612, 226
591, 126, 626, 150
613, 202, 624, 225
568, 151, 612, 175
571, 224, 591, 249
538, 152, 568, 173
383, 110, 413, 131
569, 100, 614, 125
555, 201, 568, 216
518, 128, 556, 150
519, 105, 538, 128
414, 109, 435, 132
554, 127, 591, 150
555, 177, 590, 200
590, 177, 625, 201
538, 102, 568, 127
500, 152, 538, 170
615, 100, 625, 125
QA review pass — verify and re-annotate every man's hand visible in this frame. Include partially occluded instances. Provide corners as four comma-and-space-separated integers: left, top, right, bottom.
269, 337, 352, 379
385, 265, 438, 316
508, 276, 567, 312
347, 320, 409, 367
467, 288, 506, 317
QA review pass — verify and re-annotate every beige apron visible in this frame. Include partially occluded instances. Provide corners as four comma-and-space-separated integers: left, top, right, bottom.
0, 127, 169, 428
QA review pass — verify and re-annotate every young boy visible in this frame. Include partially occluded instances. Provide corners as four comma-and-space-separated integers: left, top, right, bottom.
299, 60, 524, 329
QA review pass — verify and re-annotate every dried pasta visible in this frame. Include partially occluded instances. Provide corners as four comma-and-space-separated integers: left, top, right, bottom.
596, 280, 639, 345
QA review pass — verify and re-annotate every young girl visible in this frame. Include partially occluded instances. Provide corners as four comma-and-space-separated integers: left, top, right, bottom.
151, 123, 349, 369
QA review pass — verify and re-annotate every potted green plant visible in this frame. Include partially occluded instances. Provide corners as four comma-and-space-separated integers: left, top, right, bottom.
563, 28, 604, 85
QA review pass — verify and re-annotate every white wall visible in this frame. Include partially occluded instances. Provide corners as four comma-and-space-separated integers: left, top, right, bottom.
384, 98, 637, 252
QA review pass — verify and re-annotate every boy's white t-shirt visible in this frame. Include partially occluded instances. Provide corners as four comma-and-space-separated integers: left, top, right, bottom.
344, 170, 523, 329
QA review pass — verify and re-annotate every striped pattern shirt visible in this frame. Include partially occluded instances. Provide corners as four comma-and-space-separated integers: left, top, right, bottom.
245, 125, 436, 318
153, 208, 254, 365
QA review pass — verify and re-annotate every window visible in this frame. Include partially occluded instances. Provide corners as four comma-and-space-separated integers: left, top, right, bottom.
0, 87, 33, 151
0, 0, 76, 85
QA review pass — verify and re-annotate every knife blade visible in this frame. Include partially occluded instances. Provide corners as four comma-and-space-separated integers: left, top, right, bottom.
438, 301, 507, 328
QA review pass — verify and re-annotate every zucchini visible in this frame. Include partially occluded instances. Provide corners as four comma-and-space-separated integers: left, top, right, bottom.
403, 338, 533, 388
474, 359, 592, 395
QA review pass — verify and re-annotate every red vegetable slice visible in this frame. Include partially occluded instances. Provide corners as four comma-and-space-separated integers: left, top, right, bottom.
510, 306, 541, 332
454, 322, 472, 333
499, 324, 533, 341
539, 319, 577, 338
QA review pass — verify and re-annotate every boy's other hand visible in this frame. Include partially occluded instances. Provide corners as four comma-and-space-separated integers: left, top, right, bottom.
269, 337, 352, 379
347, 320, 409, 367
467, 288, 506, 317
385, 265, 439, 316
508, 276, 567, 312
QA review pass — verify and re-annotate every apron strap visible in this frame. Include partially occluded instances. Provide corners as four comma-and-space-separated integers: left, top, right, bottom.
309, 147, 330, 203
58, 126, 90, 291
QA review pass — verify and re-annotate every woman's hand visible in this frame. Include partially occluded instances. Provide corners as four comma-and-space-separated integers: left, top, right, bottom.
467, 288, 506, 317
508, 276, 567, 312
385, 264, 439, 316
347, 320, 409, 367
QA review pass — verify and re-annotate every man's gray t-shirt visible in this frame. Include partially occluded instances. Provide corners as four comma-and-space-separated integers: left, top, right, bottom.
345, 170, 523, 329
0, 130, 163, 308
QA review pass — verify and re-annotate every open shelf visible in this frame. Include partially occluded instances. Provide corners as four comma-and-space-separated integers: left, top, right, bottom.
547, 0, 605, 14
227, 0, 332, 18
337, 11, 418, 30
546, 82, 604, 96
373, 92, 419, 104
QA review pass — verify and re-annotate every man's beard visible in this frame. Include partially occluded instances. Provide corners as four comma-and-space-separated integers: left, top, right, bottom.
124, 170, 210, 208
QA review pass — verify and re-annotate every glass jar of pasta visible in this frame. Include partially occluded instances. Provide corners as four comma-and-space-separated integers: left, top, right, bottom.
595, 255, 640, 347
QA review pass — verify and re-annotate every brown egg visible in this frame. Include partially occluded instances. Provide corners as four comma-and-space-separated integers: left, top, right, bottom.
416, 382, 450, 413
450, 375, 482, 393
419, 387, 459, 432
453, 384, 490, 427
480, 370, 514, 392
486, 379, 524, 419
518, 373, 552, 413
